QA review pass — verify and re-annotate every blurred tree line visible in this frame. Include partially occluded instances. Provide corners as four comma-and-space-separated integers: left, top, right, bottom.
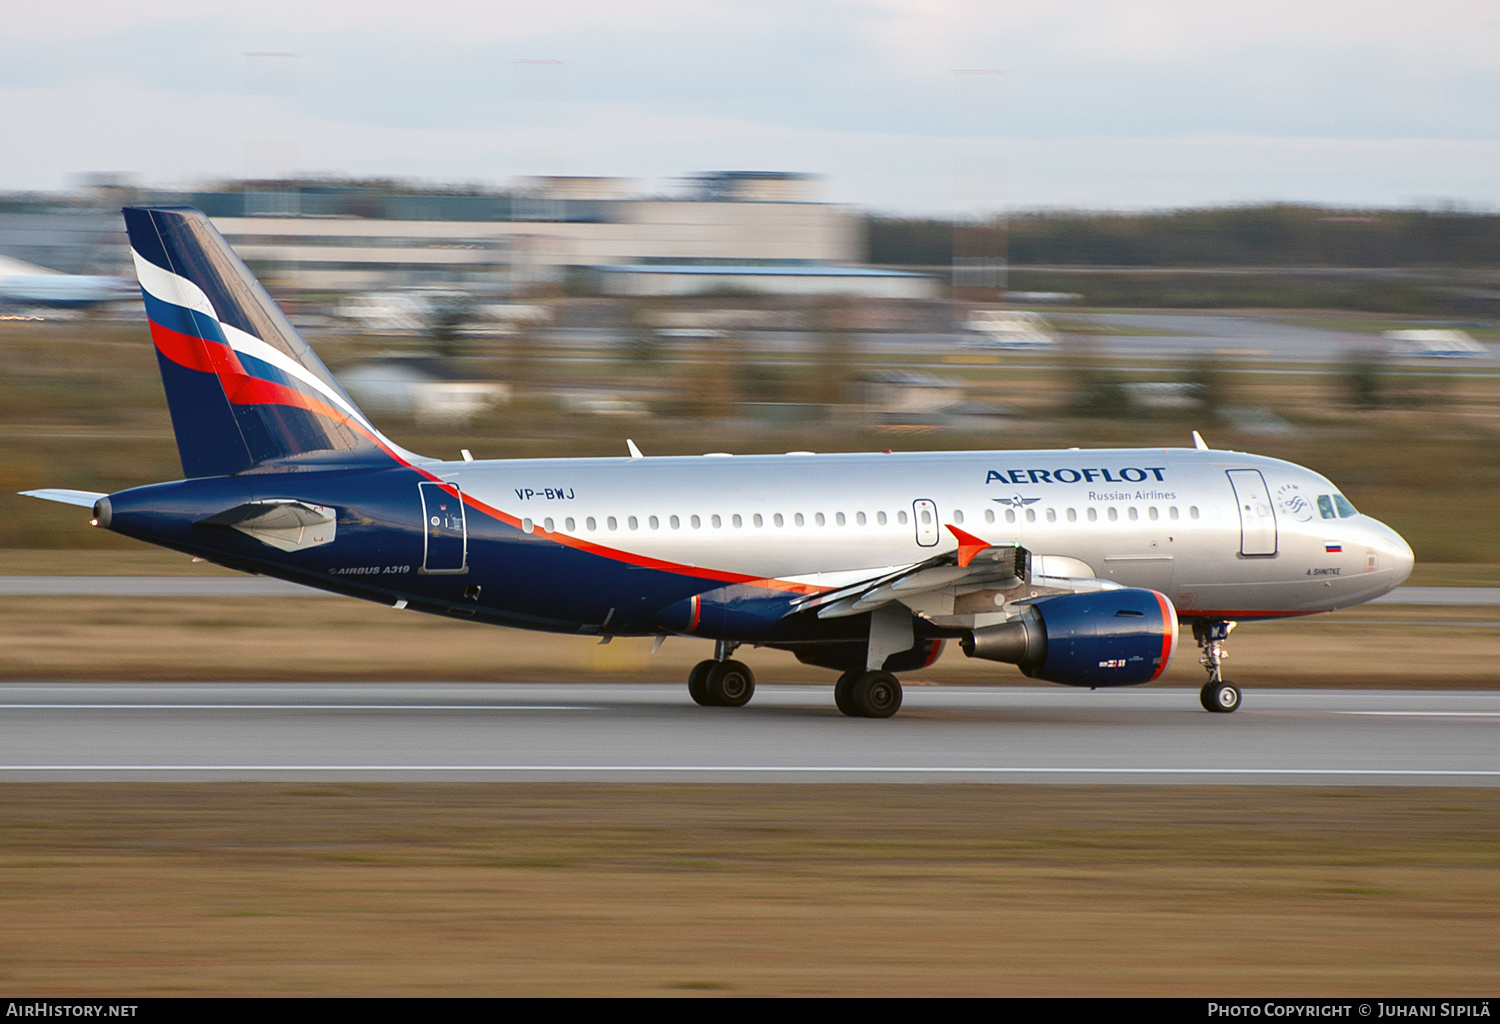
867, 206, 1500, 268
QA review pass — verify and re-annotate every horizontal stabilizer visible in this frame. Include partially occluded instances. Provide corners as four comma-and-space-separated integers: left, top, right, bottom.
19, 488, 106, 508
199, 499, 337, 553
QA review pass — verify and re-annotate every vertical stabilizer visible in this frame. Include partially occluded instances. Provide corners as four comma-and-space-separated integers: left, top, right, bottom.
123, 206, 410, 477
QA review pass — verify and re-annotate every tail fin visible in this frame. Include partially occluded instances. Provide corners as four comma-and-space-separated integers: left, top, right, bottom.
124, 206, 409, 477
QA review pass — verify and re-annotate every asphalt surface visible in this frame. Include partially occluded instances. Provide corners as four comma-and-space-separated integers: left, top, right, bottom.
543, 310, 1499, 367
0, 577, 1495, 604
0, 683, 1494, 784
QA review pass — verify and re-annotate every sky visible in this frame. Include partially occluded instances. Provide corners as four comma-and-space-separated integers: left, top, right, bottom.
2, 0, 1498, 214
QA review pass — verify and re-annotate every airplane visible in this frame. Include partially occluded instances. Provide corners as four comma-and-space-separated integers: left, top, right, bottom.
0, 254, 136, 308
20, 206, 1416, 718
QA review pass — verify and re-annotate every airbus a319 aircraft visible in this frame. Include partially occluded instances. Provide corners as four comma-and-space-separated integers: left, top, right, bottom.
22, 208, 1415, 717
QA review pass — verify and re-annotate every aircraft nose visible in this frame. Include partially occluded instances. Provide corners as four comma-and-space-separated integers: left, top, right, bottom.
1370, 518, 1415, 586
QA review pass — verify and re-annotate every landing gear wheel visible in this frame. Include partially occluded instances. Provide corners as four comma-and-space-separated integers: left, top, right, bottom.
850, 670, 903, 719
706, 660, 755, 707
688, 660, 716, 706
1201, 679, 1241, 713
833, 671, 859, 716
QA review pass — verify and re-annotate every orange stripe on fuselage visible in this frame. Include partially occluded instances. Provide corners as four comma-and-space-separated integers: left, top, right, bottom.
152, 317, 834, 599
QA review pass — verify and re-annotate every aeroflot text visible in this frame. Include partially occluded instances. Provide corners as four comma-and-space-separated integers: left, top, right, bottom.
986, 467, 1167, 485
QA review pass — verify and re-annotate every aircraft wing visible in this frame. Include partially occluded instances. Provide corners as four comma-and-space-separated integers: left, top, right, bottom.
786, 526, 1122, 621
19, 489, 107, 508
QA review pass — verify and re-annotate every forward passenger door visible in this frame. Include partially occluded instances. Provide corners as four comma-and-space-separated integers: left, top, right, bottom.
1226, 469, 1277, 556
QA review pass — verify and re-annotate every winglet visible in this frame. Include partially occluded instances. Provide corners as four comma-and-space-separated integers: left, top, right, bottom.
1192, 430, 1210, 451
626, 439, 644, 460
946, 524, 991, 568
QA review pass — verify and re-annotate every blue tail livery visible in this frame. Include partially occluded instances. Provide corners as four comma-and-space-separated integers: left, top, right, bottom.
122, 206, 422, 477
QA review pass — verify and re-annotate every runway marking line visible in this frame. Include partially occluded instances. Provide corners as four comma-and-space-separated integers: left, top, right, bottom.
0, 704, 599, 711
1337, 711, 1500, 718
0, 766, 1495, 777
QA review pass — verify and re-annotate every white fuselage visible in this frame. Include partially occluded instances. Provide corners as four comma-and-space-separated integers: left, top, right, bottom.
436, 445, 1413, 619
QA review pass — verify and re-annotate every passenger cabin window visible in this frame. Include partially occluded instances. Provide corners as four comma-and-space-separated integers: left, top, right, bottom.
984, 509, 995, 524
815, 513, 825, 526
897, 511, 908, 525
565, 517, 575, 531
1066, 508, 1077, 522
543, 517, 554, 532
1087, 508, 1098, 522
953, 510, 964, 525
669, 515, 680, 529
1025, 509, 1036, 523
836, 512, 846, 526
711, 514, 722, 528
586, 517, 597, 531
772, 513, 783, 527
689, 515, 699, 529
1046, 508, 1056, 523
1148, 507, 1159, 521
1108, 508, 1119, 522
877, 512, 888, 525
1169, 507, 1179, 520
1005, 509, 1016, 524
732, 514, 743, 528
649, 515, 660, 530
1189, 506, 1200, 520
607, 516, 618, 530
1128, 508, 1139, 521
795, 513, 805, 527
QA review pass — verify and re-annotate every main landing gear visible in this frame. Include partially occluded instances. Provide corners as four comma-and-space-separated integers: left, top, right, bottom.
688, 640, 756, 708
1194, 620, 1242, 713
834, 670, 903, 719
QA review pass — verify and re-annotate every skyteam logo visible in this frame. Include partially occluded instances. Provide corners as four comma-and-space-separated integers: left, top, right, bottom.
1276, 483, 1315, 522
986, 467, 1167, 485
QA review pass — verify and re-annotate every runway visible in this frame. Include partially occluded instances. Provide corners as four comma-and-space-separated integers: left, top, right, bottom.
0, 683, 1495, 784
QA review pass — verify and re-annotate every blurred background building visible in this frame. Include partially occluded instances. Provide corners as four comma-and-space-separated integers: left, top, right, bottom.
0, 172, 872, 300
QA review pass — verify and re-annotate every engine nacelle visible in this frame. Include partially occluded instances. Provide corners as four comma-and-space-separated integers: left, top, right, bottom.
961, 588, 1179, 687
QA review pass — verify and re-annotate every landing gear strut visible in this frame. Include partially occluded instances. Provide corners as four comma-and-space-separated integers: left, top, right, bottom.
1194, 620, 1241, 713
687, 640, 755, 708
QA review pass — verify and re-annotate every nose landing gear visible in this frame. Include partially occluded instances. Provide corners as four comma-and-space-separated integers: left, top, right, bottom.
1194, 621, 1241, 713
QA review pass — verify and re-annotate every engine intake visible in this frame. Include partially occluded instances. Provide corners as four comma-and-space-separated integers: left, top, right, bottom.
962, 588, 1179, 687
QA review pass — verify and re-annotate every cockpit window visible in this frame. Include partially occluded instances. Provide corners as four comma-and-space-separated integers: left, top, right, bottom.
1333, 494, 1358, 518
1316, 495, 1337, 520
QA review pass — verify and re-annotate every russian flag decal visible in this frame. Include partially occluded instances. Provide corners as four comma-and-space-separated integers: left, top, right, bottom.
1325, 542, 1343, 553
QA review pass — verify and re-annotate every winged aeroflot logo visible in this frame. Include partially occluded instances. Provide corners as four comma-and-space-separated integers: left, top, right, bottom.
993, 495, 1042, 508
